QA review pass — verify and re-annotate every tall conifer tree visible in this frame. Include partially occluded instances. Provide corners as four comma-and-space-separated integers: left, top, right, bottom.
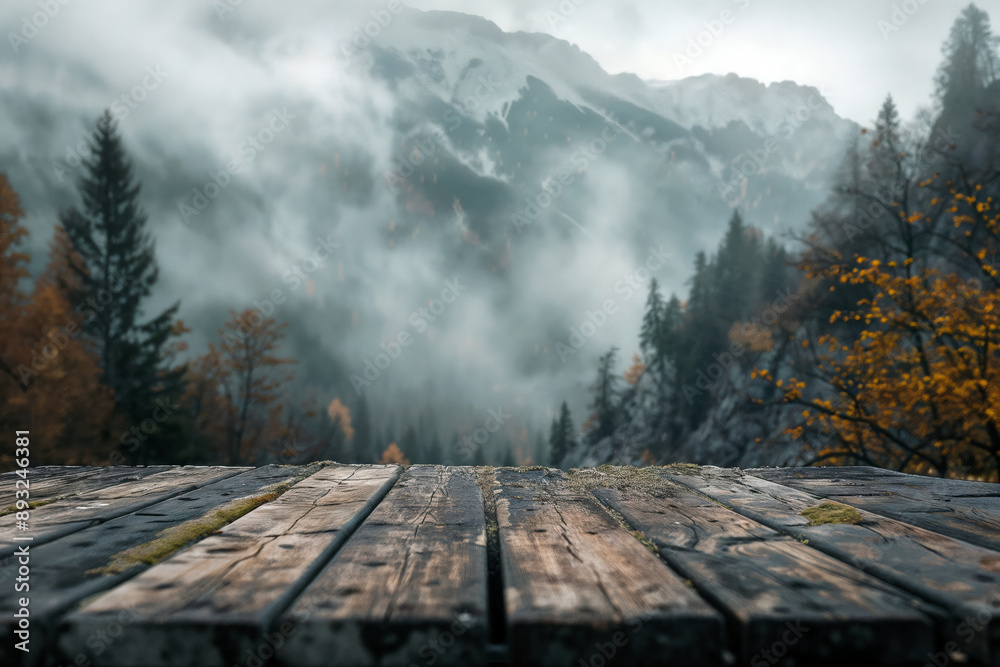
61, 111, 184, 462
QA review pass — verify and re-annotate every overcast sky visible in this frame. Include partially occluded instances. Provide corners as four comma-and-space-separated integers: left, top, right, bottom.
404, 0, 976, 123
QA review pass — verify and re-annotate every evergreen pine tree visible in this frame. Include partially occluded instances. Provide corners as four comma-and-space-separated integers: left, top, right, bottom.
448, 431, 462, 465
425, 432, 443, 464
663, 295, 682, 352
868, 95, 905, 191
549, 401, 576, 468
548, 417, 560, 464
687, 251, 711, 316
354, 393, 373, 463
472, 440, 487, 466
874, 95, 901, 148
935, 4, 999, 112
401, 425, 419, 463
61, 111, 183, 463
589, 348, 620, 440
639, 279, 669, 376
501, 441, 517, 467
933, 4, 1000, 167
760, 239, 790, 302
714, 210, 759, 323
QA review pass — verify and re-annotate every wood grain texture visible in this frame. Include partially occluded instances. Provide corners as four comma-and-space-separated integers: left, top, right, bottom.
747, 466, 1000, 552
586, 474, 935, 666
494, 468, 725, 667
0, 466, 242, 556
0, 466, 172, 509
280, 465, 488, 667
55, 465, 401, 667
4, 463, 990, 667
662, 467, 1000, 666
0, 465, 322, 667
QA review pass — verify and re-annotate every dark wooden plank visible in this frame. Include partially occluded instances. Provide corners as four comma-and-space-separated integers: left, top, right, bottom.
55, 465, 401, 667
0, 466, 242, 556
748, 466, 1000, 552
493, 467, 725, 667
663, 466, 1000, 666
0, 466, 173, 509
750, 465, 1000, 496
279, 465, 488, 667
0, 466, 93, 483
0, 465, 323, 667
577, 468, 935, 665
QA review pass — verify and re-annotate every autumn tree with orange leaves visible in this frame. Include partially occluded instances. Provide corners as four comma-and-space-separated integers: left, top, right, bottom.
763, 186, 1000, 480
0, 174, 29, 389
0, 178, 117, 467
759, 24, 1000, 481
216, 309, 297, 464
379, 442, 410, 466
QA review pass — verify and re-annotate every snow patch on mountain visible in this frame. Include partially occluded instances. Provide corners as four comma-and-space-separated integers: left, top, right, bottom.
647, 73, 844, 136
370, 9, 600, 126
370, 11, 855, 141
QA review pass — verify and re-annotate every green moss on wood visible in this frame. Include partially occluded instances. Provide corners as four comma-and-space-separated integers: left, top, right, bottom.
0, 498, 56, 516
630, 529, 658, 554
660, 463, 702, 475
90, 479, 298, 576
800, 502, 864, 526
562, 467, 664, 554
568, 465, 678, 495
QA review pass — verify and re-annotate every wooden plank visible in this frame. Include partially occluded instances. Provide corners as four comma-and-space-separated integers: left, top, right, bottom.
0, 466, 173, 509
493, 468, 725, 667
748, 466, 1000, 552
0, 466, 241, 556
0, 466, 91, 483
279, 465, 488, 667
55, 464, 401, 667
751, 465, 1000, 496
0, 466, 89, 489
0, 465, 322, 667
579, 468, 935, 666
662, 466, 1000, 666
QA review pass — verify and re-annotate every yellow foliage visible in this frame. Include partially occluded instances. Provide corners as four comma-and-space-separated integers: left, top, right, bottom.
0, 206, 116, 467
379, 442, 410, 466
326, 398, 354, 441
730, 321, 774, 353
624, 354, 645, 386
775, 187, 1000, 480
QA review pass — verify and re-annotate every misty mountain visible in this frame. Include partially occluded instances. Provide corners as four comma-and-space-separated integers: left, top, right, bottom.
0, 8, 857, 443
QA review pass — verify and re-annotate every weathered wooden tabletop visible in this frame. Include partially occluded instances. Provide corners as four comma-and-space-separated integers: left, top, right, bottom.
0, 464, 997, 667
